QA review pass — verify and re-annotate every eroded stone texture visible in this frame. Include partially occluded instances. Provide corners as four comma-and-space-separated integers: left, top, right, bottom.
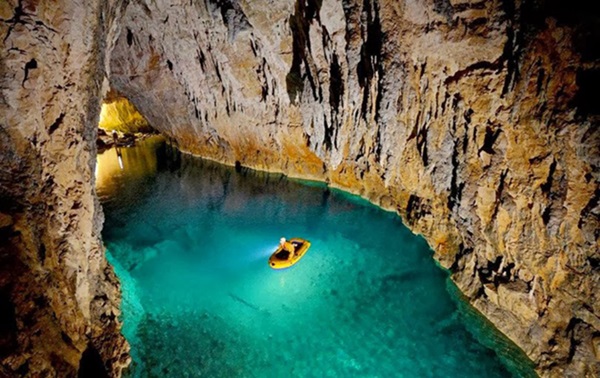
0, 1, 129, 376
110, 0, 599, 376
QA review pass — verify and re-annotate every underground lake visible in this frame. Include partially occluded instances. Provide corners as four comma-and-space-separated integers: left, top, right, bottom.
96, 136, 536, 377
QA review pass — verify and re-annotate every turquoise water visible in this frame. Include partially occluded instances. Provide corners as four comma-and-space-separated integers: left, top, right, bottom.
97, 137, 535, 377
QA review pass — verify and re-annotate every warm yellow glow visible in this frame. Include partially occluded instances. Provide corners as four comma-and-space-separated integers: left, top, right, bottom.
95, 136, 164, 193
98, 97, 151, 133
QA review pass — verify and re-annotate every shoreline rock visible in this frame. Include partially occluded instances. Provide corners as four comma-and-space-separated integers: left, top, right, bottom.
0, 0, 598, 377
109, 1, 599, 376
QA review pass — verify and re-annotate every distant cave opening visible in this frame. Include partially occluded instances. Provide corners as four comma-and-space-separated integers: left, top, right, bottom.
96, 89, 159, 153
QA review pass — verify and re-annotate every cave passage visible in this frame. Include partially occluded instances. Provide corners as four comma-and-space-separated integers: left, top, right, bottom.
96, 137, 535, 377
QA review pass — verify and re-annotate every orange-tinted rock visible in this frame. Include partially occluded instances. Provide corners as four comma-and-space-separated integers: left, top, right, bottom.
1, 0, 598, 377
109, 1, 599, 376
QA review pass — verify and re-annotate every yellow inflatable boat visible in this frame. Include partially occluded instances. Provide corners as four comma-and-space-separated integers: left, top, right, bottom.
269, 238, 311, 269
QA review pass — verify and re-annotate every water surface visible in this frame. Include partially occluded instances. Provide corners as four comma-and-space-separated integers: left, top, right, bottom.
97, 137, 535, 377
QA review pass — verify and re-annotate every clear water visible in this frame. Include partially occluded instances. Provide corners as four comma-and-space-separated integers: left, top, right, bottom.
97, 137, 536, 378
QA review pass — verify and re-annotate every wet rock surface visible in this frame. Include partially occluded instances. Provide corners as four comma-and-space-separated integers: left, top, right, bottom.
109, 0, 599, 376
96, 129, 155, 154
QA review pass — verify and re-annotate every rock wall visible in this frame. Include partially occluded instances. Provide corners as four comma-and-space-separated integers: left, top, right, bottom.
0, 0, 597, 376
0, 1, 129, 376
110, 0, 599, 376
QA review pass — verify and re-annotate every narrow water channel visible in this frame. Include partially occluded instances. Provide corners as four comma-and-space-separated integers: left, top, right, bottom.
97, 136, 535, 377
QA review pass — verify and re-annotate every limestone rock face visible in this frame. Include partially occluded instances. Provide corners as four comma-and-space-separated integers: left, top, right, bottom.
110, 0, 599, 376
1, 0, 598, 376
0, 0, 129, 376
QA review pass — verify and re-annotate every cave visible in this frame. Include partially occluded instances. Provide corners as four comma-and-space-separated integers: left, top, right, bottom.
1, 0, 599, 377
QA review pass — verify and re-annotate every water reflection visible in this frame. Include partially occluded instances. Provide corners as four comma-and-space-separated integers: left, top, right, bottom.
96, 135, 165, 199
97, 137, 337, 230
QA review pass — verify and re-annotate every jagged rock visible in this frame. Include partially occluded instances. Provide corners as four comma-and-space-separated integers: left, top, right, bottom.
1, 0, 598, 377
0, 0, 129, 376
108, 1, 599, 376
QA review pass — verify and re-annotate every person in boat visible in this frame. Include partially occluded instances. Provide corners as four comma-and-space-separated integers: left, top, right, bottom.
280, 237, 295, 259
